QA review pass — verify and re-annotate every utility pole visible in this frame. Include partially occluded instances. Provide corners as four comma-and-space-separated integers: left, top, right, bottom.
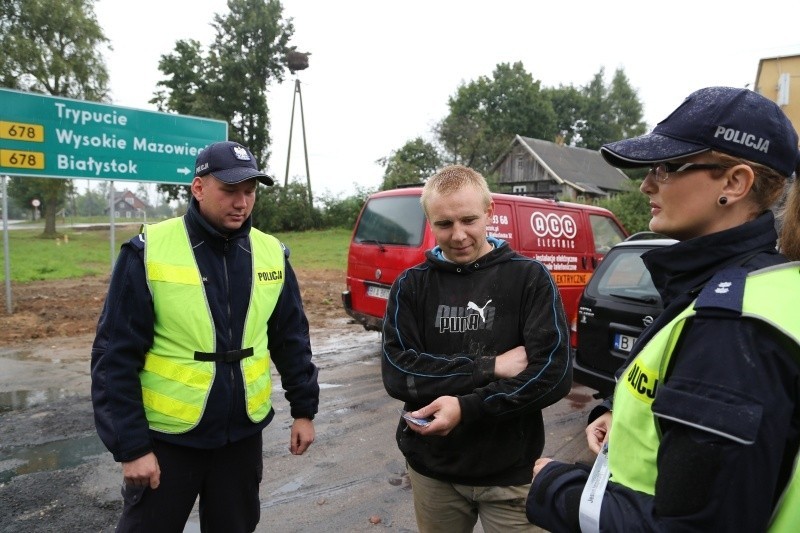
283, 51, 313, 211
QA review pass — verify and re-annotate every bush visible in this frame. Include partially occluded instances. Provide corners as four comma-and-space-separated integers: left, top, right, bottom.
595, 180, 651, 234
252, 182, 374, 233
317, 185, 373, 229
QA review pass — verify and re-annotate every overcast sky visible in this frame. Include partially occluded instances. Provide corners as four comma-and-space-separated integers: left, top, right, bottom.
94, 0, 799, 198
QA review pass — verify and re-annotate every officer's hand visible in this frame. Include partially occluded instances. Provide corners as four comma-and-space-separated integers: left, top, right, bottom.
289, 417, 315, 455
407, 396, 461, 436
122, 452, 161, 489
586, 411, 612, 454
533, 457, 555, 480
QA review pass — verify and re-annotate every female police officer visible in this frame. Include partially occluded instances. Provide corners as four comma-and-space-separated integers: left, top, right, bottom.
526, 87, 800, 532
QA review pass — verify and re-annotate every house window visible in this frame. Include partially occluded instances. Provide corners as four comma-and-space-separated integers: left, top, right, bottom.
512, 185, 527, 194
515, 156, 525, 181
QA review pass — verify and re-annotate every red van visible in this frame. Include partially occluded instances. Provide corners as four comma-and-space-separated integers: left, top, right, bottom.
341, 187, 628, 332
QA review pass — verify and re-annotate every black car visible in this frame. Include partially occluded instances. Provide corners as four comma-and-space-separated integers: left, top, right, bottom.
571, 235, 676, 396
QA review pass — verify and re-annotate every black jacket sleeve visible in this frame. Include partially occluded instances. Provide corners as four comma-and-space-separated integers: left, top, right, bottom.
90, 238, 155, 462
267, 256, 319, 420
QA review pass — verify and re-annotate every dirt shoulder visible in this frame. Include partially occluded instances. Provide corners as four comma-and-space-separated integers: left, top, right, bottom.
0, 269, 346, 345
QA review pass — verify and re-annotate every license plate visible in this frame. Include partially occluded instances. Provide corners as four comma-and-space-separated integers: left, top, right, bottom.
366, 285, 390, 299
613, 333, 637, 353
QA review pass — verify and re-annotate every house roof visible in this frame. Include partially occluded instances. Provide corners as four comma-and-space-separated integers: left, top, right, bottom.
493, 135, 631, 194
112, 189, 149, 209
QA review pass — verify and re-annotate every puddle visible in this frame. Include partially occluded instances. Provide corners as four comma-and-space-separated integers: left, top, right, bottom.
0, 347, 34, 361
273, 479, 302, 494
0, 344, 79, 362
0, 434, 106, 483
0, 388, 78, 413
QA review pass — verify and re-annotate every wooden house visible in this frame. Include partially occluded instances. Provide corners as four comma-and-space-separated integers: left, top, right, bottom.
108, 189, 149, 220
491, 135, 631, 200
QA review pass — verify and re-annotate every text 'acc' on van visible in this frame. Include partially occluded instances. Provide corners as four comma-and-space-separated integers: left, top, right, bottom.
342, 187, 628, 334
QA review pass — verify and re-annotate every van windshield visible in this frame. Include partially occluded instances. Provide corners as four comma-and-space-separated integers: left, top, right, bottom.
354, 196, 426, 247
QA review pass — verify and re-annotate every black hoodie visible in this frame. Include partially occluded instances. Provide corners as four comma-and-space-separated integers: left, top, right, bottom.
382, 237, 571, 486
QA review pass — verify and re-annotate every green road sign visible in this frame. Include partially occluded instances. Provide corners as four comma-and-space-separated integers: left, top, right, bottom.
0, 88, 227, 184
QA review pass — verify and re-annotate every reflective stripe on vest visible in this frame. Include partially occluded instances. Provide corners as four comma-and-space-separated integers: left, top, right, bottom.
141, 217, 285, 433
605, 263, 800, 531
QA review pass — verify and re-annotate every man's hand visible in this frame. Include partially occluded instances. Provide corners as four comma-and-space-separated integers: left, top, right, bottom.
289, 417, 315, 455
494, 345, 528, 378
533, 457, 554, 479
122, 452, 161, 489
586, 411, 612, 454
406, 396, 461, 436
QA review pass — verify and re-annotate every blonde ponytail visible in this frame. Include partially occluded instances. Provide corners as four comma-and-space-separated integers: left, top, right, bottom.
779, 175, 800, 260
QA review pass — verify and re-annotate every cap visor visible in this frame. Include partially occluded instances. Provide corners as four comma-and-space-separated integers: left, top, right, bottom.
600, 133, 709, 168
212, 167, 274, 186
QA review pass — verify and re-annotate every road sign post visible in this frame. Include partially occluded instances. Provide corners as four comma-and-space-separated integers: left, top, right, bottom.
0, 88, 227, 184
2, 175, 10, 314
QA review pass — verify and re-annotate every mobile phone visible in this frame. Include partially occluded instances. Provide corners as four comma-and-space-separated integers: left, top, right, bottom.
400, 409, 432, 427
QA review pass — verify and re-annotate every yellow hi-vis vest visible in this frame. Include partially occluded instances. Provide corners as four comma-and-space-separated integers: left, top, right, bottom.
140, 217, 285, 433
608, 263, 800, 532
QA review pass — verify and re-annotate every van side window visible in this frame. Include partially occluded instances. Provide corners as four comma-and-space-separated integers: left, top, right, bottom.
590, 215, 626, 254
354, 196, 426, 246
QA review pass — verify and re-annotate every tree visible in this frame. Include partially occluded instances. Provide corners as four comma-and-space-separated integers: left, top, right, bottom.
377, 137, 441, 190
384, 64, 647, 199
7, 176, 70, 224
437, 62, 556, 173
74, 186, 106, 217
595, 180, 652, 234
574, 68, 646, 150
605, 68, 647, 141
0, 0, 110, 237
542, 84, 586, 146
152, 0, 295, 203
576, 69, 617, 150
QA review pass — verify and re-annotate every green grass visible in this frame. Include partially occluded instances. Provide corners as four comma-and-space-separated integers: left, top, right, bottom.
272, 227, 351, 271
0, 225, 351, 282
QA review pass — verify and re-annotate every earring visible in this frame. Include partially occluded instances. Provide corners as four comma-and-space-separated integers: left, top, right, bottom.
718, 196, 728, 205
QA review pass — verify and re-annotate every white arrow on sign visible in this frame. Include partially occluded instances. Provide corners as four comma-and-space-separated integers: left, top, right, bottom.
177, 167, 191, 175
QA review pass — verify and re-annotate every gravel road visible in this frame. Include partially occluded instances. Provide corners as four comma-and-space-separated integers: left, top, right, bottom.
0, 274, 600, 532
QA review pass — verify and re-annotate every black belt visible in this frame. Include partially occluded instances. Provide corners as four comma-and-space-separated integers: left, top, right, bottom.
194, 347, 254, 362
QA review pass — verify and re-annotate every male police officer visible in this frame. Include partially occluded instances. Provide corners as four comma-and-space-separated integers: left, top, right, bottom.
91, 141, 319, 532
